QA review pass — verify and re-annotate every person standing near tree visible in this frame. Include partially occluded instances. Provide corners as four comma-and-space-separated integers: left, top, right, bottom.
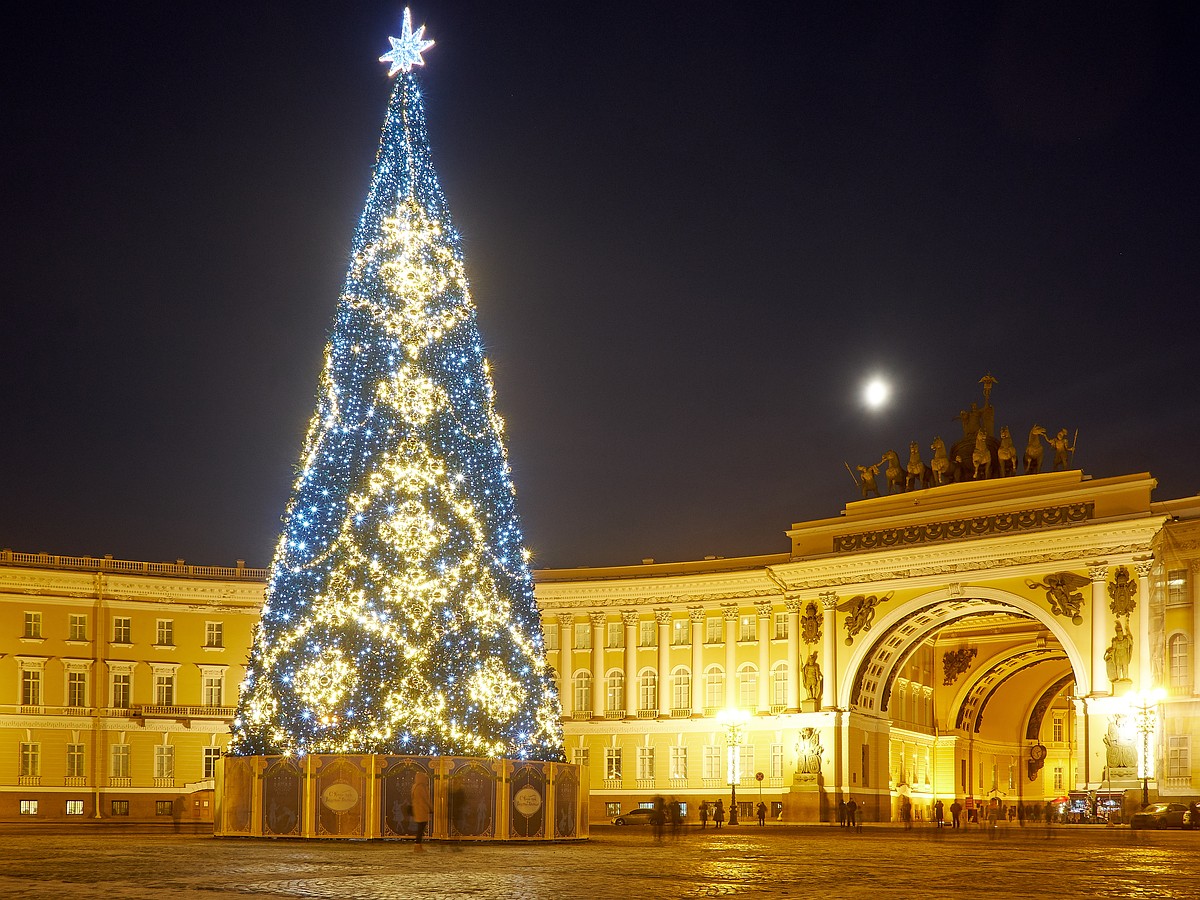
410, 771, 432, 852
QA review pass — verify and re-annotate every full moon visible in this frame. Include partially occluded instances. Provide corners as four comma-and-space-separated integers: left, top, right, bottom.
863, 378, 891, 409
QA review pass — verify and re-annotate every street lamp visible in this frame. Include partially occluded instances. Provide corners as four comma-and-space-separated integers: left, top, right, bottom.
717, 707, 750, 826
1133, 689, 1166, 808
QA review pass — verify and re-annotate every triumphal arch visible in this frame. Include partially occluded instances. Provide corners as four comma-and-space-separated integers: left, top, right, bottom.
535, 382, 1199, 824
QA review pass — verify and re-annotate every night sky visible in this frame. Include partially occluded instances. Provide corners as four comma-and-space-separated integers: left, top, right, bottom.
3, 3, 1197, 570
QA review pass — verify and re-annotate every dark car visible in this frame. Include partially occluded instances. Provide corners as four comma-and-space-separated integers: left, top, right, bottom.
612, 807, 656, 826
1130, 803, 1190, 829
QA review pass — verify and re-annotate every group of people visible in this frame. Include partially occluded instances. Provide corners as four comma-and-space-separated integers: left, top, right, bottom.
698, 799, 724, 828
649, 795, 685, 840
837, 798, 862, 831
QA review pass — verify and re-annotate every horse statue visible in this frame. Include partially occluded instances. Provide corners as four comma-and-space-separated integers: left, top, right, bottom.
971, 429, 992, 480
905, 441, 926, 491
996, 425, 1018, 477
930, 437, 950, 486
881, 450, 905, 494
1024, 425, 1047, 475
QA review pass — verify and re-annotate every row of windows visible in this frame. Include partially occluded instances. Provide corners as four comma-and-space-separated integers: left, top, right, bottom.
17, 669, 225, 708
21, 613, 224, 648
568, 664, 790, 712
19, 742, 222, 780
545, 613, 795, 651
21, 799, 183, 816
571, 744, 787, 782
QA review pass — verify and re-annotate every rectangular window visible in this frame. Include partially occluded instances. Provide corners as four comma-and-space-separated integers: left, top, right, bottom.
111, 673, 131, 709
1168, 735, 1190, 778
738, 746, 755, 782
706, 618, 722, 644
606, 674, 624, 713
671, 620, 689, 646
112, 617, 131, 644
203, 747, 222, 779
69, 614, 88, 641
67, 744, 85, 778
156, 619, 174, 646
571, 747, 589, 769
155, 673, 175, 706
543, 624, 559, 651
604, 801, 621, 817
203, 674, 224, 707
771, 744, 784, 778
670, 746, 687, 779
65, 800, 84, 816
639, 674, 657, 711
773, 612, 788, 640
739, 615, 755, 642
703, 746, 721, 780
604, 747, 622, 780
154, 745, 175, 780
111, 800, 130, 816
23, 611, 42, 638
20, 800, 38, 815
21, 669, 42, 706
156, 800, 174, 816
705, 671, 723, 708
573, 675, 591, 712
771, 667, 788, 706
639, 621, 656, 647
1053, 714, 1064, 743
637, 747, 655, 780
1167, 570, 1187, 606
1008, 764, 1015, 791
20, 742, 40, 777
862, 744, 870, 789
68, 671, 88, 707
607, 622, 623, 649
1053, 767, 1064, 791
575, 625, 591, 650
204, 622, 224, 648
111, 744, 131, 779
672, 672, 691, 710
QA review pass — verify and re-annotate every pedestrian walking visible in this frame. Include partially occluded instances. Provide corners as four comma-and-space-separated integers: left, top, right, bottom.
699, 800, 709, 829
756, 802, 766, 826
410, 770, 431, 852
713, 799, 725, 829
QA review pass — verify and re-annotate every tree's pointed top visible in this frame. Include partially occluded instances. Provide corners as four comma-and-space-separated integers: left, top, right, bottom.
379, 7, 435, 76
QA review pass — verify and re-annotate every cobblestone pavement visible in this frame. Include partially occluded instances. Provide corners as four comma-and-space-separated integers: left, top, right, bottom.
0, 823, 1196, 900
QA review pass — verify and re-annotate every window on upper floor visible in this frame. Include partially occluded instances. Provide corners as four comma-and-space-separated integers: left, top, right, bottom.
1167, 570, 1187, 606
573, 672, 592, 712
111, 745, 131, 779
68, 614, 88, 641
773, 612, 789, 640
607, 622, 623, 649
1169, 634, 1192, 695
575, 625, 591, 650
19, 742, 40, 777
706, 618, 722, 644
739, 616, 755, 642
203, 747, 222, 779
604, 747, 621, 780
156, 619, 174, 646
154, 672, 175, 706
640, 621, 656, 647
66, 744, 85, 778
671, 619, 689, 646
23, 612, 42, 639
67, 671, 87, 707
543, 624, 558, 650
112, 617, 132, 644
111, 673, 131, 709
203, 674, 224, 707
21, 669, 42, 706
204, 622, 224, 648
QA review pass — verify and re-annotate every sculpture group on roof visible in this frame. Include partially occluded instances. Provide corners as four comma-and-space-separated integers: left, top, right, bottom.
849, 374, 1078, 499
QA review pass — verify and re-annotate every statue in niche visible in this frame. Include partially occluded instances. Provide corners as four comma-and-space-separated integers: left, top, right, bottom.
1104, 717, 1137, 774
802, 652, 823, 703
1026, 571, 1090, 625
1023, 425, 1047, 475
905, 442, 927, 491
881, 450, 905, 494
797, 727, 822, 776
1107, 566, 1137, 618
1105, 621, 1134, 684
1049, 428, 1076, 471
855, 463, 880, 499
997, 426, 1018, 477
930, 437, 951, 486
800, 601, 821, 645
942, 647, 978, 686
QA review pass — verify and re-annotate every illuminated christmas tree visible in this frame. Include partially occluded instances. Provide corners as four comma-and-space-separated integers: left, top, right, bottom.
230, 8, 562, 761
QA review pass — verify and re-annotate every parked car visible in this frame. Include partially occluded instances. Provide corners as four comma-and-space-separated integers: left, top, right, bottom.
1130, 803, 1190, 829
1184, 804, 1200, 830
612, 807, 656, 826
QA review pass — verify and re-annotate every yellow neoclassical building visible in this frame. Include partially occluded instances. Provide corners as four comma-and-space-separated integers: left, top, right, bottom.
2, 469, 1198, 824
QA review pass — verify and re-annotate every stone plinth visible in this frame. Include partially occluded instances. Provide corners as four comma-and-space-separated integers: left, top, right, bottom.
215, 754, 587, 841
783, 773, 827, 823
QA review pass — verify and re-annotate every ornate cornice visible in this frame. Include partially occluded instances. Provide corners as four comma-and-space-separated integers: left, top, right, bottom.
832, 503, 1093, 553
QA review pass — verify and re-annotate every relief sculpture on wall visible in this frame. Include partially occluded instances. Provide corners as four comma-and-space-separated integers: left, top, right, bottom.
1025, 571, 1090, 625
1107, 566, 1137, 618
838, 592, 893, 645
800, 601, 821, 645
942, 647, 977, 686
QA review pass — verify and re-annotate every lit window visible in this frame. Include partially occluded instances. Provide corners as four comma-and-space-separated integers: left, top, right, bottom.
65, 800, 84, 816
670, 747, 687, 779
638, 671, 657, 711
739, 616, 755, 642
543, 624, 559, 650
671, 619, 689, 646
771, 664, 788, 706
1053, 767, 1063, 791
575, 626, 591, 650
1168, 736, 1190, 778
19, 800, 38, 815
604, 747, 622, 780
156, 800, 174, 816
671, 668, 691, 710
1169, 635, 1192, 695
771, 744, 784, 778
605, 671, 624, 713
1053, 715, 1064, 743
1167, 570, 1187, 606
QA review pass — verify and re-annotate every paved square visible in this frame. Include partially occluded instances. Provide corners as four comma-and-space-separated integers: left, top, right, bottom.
0, 823, 1195, 899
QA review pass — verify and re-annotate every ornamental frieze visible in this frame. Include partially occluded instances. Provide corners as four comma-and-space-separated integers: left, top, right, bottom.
832, 502, 1093, 553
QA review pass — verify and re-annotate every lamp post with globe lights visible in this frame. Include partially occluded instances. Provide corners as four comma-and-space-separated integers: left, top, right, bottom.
717, 707, 750, 826
1133, 689, 1167, 807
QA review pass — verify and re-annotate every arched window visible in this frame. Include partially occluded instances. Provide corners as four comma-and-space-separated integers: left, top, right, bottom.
704, 665, 724, 709
737, 663, 758, 708
770, 662, 788, 706
671, 666, 691, 711
573, 670, 592, 713
638, 668, 658, 711
1169, 633, 1192, 694
605, 668, 624, 713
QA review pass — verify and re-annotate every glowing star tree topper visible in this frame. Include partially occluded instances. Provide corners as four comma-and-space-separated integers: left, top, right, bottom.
229, 8, 563, 762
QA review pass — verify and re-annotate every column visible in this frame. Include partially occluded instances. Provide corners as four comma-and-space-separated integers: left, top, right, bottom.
622, 610, 638, 716
785, 598, 801, 712
1134, 561, 1154, 692
589, 611, 605, 717
756, 601, 772, 712
688, 606, 705, 716
722, 604, 739, 708
1090, 565, 1109, 696
656, 609, 671, 716
820, 592, 838, 711
557, 612, 575, 718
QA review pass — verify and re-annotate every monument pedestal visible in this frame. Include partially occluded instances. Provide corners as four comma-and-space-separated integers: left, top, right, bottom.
783, 774, 827, 823
1110, 678, 1133, 697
